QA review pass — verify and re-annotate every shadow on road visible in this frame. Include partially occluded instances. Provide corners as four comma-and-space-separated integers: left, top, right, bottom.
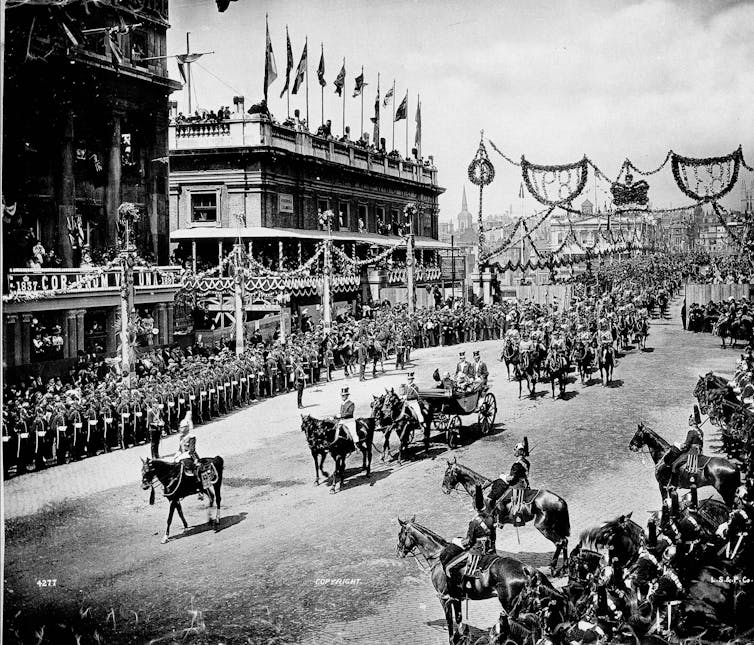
559, 391, 579, 401
606, 379, 625, 389
171, 511, 248, 541
641, 347, 655, 353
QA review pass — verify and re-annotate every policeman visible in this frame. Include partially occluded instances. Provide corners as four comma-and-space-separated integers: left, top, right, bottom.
445, 485, 497, 584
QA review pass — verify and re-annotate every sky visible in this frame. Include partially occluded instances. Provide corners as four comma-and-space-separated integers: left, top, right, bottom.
168, 0, 754, 221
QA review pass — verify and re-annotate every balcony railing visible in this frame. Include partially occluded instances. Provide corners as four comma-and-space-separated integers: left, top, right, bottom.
6, 266, 182, 297
187, 273, 361, 296
169, 117, 439, 187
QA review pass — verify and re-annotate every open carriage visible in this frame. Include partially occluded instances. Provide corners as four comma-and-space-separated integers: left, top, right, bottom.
417, 386, 497, 448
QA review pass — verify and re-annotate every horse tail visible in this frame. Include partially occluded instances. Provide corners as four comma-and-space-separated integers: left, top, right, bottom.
554, 498, 571, 539
213, 455, 224, 478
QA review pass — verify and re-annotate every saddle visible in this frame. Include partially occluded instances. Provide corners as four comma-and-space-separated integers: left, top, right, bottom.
502, 487, 538, 519
182, 461, 217, 488
670, 448, 708, 476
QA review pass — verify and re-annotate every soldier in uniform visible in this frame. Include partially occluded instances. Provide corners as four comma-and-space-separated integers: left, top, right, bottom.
658, 406, 704, 492
504, 441, 531, 525
147, 401, 164, 459
295, 360, 307, 409
445, 485, 497, 583
401, 372, 424, 427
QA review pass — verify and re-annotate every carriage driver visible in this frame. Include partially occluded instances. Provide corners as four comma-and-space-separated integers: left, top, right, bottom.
335, 387, 360, 444
402, 372, 425, 425
445, 485, 497, 583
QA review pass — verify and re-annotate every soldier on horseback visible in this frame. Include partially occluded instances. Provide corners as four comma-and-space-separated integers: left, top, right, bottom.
445, 485, 497, 585
505, 441, 531, 525
658, 406, 704, 491
173, 411, 201, 477
401, 372, 425, 427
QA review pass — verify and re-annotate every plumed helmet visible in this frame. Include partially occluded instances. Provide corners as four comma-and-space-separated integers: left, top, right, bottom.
689, 404, 702, 427
514, 442, 525, 454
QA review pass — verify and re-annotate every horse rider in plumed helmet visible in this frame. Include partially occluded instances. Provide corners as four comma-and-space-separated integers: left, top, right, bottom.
658, 405, 704, 492
445, 484, 497, 587
501, 439, 531, 525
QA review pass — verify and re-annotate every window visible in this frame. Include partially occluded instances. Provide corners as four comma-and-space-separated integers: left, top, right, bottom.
358, 204, 368, 233
339, 202, 350, 230
192, 193, 218, 223
376, 207, 386, 234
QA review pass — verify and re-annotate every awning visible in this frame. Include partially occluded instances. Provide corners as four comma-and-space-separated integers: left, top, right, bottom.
170, 226, 452, 249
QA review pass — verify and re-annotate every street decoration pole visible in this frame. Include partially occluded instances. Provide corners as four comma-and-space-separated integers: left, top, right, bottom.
405, 203, 417, 313
320, 209, 334, 330
117, 203, 139, 388
233, 243, 245, 355
467, 130, 495, 295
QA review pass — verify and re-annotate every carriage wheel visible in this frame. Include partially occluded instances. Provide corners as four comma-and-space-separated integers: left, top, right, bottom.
478, 393, 497, 435
447, 415, 462, 449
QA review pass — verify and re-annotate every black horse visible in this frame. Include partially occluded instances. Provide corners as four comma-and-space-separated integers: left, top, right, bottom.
441, 458, 570, 574
380, 388, 426, 462
141, 455, 224, 543
545, 349, 568, 399
570, 342, 593, 384
501, 337, 520, 381
628, 423, 741, 506
515, 351, 537, 398
300, 414, 375, 492
597, 344, 615, 386
396, 517, 556, 644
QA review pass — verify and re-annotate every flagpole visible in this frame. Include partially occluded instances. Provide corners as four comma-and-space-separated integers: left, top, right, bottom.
342, 58, 346, 137
360, 65, 364, 141
320, 43, 324, 127
405, 90, 409, 158
376, 72, 380, 148
305, 36, 309, 128
286, 27, 290, 118
391, 79, 396, 152
186, 32, 192, 114
416, 94, 421, 160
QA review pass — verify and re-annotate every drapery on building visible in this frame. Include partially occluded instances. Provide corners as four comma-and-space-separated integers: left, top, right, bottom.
168, 106, 446, 327
2, 0, 182, 371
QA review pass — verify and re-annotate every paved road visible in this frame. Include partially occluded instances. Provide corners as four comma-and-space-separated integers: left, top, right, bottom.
4, 298, 735, 645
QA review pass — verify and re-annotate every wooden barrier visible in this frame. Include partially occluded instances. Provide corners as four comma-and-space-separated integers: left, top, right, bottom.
684, 283, 750, 305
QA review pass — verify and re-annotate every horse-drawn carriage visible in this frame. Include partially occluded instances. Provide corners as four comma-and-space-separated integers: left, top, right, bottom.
418, 386, 497, 448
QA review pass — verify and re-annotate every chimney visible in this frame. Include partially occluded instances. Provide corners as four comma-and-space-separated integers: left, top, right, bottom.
233, 96, 245, 114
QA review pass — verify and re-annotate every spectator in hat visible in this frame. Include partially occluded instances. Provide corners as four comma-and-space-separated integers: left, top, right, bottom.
472, 350, 489, 387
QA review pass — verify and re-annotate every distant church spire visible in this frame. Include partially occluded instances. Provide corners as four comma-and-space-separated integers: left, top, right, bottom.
461, 185, 468, 212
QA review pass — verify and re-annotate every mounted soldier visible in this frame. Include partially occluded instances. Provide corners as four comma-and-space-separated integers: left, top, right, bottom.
505, 440, 531, 525
400, 372, 425, 427
658, 405, 704, 492
173, 411, 202, 477
445, 484, 497, 586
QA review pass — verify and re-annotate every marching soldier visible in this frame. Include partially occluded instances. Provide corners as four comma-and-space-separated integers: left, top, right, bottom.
32, 412, 48, 471
117, 395, 132, 449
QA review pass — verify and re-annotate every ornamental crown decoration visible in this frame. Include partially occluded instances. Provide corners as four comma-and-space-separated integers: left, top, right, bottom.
467, 132, 495, 187
611, 171, 649, 208
117, 202, 142, 225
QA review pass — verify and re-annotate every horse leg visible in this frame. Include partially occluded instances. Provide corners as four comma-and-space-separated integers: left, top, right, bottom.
551, 376, 556, 399
205, 489, 215, 525
319, 452, 329, 478
312, 452, 322, 485
213, 480, 222, 527
518, 378, 522, 399
174, 501, 189, 532
381, 430, 391, 462
162, 500, 177, 544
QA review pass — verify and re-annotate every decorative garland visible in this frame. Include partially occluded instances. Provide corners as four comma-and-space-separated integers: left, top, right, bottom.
331, 238, 406, 268
521, 155, 589, 207
670, 147, 742, 203
241, 243, 324, 277
625, 151, 672, 176
481, 206, 556, 262
3, 256, 123, 303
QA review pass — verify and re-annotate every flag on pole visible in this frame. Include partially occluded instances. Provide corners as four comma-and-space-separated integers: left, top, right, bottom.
394, 92, 407, 121
353, 71, 366, 97
519, 183, 525, 199
177, 62, 186, 83
333, 61, 346, 95
263, 17, 278, 100
292, 41, 307, 94
175, 52, 204, 84
414, 97, 421, 151
317, 45, 326, 87
370, 84, 380, 145
280, 27, 293, 98
383, 86, 394, 107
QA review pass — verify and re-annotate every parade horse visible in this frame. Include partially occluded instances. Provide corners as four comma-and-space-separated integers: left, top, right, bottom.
370, 392, 405, 461
141, 455, 224, 544
515, 350, 537, 398
396, 516, 556, 644
379, 388, 426, 463
628, 423, 741, 506
571, 342, 593, 384
657, 292, 669, 318
597, 344, 615, 386
501, 337, 520, 381
300, 414, 375, 493
694, 373, 740, 427
545, 348, 568, 398
634, 317, 649, 350
441, 458, 570, 575
617, 318, 632, 351
712, 312, 752, 349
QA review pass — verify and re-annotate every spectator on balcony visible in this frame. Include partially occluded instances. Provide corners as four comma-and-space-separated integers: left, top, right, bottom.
32, 240, 46, 267
316, 119, 333, 138
339, 126, 351, 143
80, 245, 94, 269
